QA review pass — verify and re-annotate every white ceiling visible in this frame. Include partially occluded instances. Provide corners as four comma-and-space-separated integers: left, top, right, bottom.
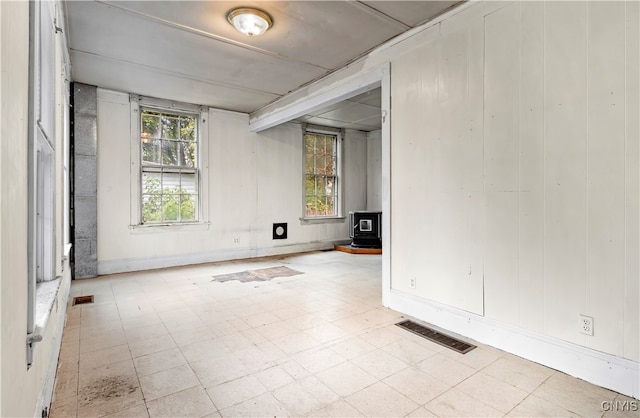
65, 1, 461, 130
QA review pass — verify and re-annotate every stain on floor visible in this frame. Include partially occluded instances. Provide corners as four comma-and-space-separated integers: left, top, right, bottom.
211, 266, 303, 283
79, 376, 138, 404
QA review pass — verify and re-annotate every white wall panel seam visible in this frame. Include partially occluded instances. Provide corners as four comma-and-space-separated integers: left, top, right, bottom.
623, 0, 633, 358
542, 0, 547, 336
584, 1, 590, 326
481, 10, 486, 317
517, 1, 522, 327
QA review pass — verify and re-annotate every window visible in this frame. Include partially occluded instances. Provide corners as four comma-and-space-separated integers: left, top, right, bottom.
304, 128, 340, 217
130, 96, 208, 229
27, 0, 61, 368
140, 108, 199, 223
30, 0, 57, 282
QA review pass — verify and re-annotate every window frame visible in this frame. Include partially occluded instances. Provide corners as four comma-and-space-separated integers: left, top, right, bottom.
302, 125, 343, 221
26, 1, 69, 369
129, 95, 209, 230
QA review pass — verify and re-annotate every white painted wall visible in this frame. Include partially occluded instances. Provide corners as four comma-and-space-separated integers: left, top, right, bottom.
96, 91, 368, 273
0, 1, 72, 416
391, 0, 638, 362
0, 3, 30, 413
251, 0, 639, 398
343, 129, 368, 213
366, 130, 382, 212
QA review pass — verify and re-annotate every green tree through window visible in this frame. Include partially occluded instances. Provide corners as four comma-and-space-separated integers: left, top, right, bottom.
140, 108, 198, 223
305, 131, 337, 216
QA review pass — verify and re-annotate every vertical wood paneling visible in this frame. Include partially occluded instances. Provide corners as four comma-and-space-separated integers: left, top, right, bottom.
391, 40, 435, 293
624, 0, 640, 361
431, 28, 476, 311
211, 111, 255, 245
518, 1, 545, 333
391, 23, 484, 315
96, 91, 133, 261
466, 18, 486, 315
483, 4, 520, 324
389, 0, 636, 359
343, 130, 368, 213
414, 37, 446, 299
543, 2, 587, 344
586, 1, 626, 356
366, 130, 382, 211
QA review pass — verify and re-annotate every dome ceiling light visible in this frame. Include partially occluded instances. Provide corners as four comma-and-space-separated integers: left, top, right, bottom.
227, 7, 273, 37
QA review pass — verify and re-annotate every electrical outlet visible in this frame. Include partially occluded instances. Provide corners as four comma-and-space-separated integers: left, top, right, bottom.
579, 314, 594, 336
233, 238, 240, 244
410, 277, 416, 289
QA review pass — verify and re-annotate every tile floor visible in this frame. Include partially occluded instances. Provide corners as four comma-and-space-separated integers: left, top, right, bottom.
50, 251, 636, 417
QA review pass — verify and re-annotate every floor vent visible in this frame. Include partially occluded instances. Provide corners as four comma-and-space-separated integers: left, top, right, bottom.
73, 295, 94, 305
396, 320, 476, 354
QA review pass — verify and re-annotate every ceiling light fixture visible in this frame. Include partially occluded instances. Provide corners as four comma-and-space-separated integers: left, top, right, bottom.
227, 7, 273, 37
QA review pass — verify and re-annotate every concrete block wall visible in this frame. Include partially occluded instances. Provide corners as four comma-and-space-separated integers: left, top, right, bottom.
73, 83, 98, 278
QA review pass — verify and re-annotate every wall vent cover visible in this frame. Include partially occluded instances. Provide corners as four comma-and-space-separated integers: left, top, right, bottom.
273, 223, 287, 240
73, 295, 94, 305
396, 320, 476, 354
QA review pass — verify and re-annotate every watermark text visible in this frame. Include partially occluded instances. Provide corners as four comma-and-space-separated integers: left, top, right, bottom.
601, 400, 638, 412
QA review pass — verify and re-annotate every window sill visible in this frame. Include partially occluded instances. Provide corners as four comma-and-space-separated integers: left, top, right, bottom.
299, 216, 346, 225
129, 222, 211, 234
27, 277, 63, 367
34, 278, 61, 331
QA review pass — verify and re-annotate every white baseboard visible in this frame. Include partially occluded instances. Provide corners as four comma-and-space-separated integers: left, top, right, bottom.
97, 240, 341, 275
387, 289, 639, 400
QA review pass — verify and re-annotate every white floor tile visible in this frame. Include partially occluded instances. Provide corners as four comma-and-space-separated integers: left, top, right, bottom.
51, 251, 622, 418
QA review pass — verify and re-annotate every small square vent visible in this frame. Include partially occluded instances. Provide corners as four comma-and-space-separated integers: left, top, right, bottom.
273, 223, 287, 240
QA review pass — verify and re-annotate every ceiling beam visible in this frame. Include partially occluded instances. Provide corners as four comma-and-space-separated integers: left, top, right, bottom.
248, 64, 389, 133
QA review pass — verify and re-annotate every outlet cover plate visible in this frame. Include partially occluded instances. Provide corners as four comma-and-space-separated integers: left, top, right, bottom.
579, 314, 594, 336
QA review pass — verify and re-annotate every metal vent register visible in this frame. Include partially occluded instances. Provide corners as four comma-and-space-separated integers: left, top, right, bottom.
396, 320, 476, 354
73, 295, 94, 305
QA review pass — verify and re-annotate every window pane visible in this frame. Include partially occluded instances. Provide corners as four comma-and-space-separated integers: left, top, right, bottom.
324, 157, 335, 175
180, 172, 197, 194
325, 195, 335, 216
313, 153, 324, 174
308, 195, 330, 216
180, 116, 196, 141
318, 195, 328, 215
161, 171, 180, 192
305, 175, 315, 196
305, 155, 314, 174
162, 141, 179, 165
142, 139, 161, 165
306, 195, 319, 217
179, 142, 196, 167
162, 116, 179, 139
316, 176, 328, 196
142, 195, 162, 222
142, 172, 162, 195
325, 140, 335, 175
162, 194, 180, 221
326, 176, 336, 196
325, 136, 334, 157
142, 113, 160, 139
180, 194, 196, 221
